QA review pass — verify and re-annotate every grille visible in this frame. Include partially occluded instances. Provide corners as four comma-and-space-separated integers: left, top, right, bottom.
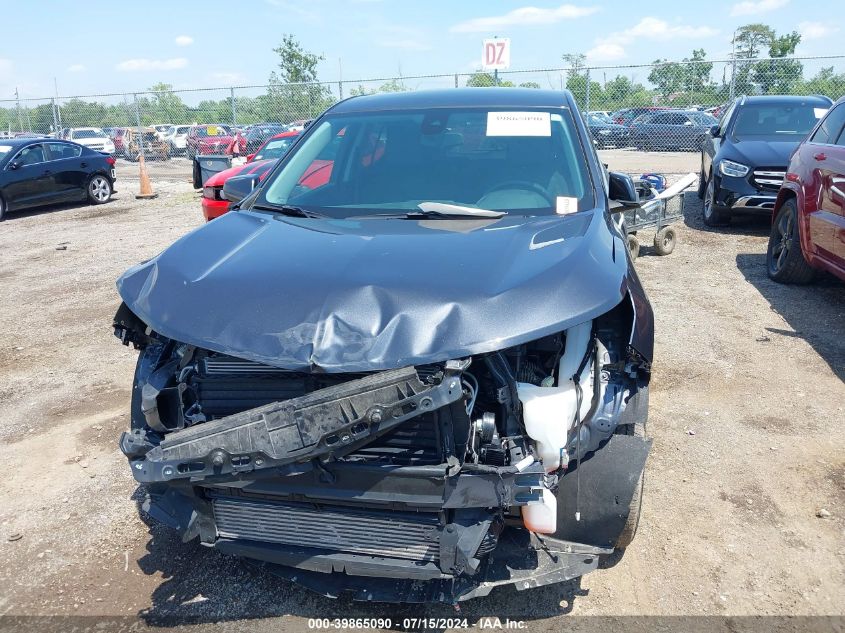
213, 498, 440, 561
200, 356, 293, 376
751, 169, 786, 191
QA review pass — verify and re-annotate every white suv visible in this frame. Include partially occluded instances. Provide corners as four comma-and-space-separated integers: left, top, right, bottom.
164, 125, 191, 155
67, 128, 115, 154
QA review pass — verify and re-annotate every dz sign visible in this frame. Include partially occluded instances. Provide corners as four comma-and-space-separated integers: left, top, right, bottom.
482, 38, 511, 71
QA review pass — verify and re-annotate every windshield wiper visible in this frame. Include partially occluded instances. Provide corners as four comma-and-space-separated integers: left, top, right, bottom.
405, 202, 507, 219
250, 203, 326, 218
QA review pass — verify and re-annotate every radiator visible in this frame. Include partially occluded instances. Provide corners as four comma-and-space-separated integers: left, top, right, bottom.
213, 498, 440, 562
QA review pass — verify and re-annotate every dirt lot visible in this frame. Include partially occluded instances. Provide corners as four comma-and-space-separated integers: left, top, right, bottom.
0, 155, 843, 631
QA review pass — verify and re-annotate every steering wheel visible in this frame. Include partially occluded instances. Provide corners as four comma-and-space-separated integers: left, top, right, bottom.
481, 180, 554, 206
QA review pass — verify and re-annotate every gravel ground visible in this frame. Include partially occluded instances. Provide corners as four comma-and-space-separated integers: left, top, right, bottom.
0, 156, 842, 631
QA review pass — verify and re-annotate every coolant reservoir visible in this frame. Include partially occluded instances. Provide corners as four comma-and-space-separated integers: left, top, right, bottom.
517, 381, 577, 471
522, 488, 558, 534
517, 320, 594, 472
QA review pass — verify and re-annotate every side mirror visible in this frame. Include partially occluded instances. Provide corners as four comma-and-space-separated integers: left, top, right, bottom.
608, 171, 641, 211
709, 124, 720, 137
222, 173, 260, 203
8, 161, 19, 170
246, 152, 256, 163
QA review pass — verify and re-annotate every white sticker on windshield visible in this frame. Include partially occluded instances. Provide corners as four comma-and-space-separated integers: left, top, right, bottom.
814, 107, 829, 119
556, 196, 578, 215
486, 111, 551, 137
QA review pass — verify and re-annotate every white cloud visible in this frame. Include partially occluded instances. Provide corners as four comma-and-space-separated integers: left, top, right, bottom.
586, 43, 626, 62
619, 17, 719, 41
174, 35, 194, 47
115, 58, 188, 72
67, 64, 86, 72
451, 4, 599, 33
798, 21, 839, 40
730, 0, 788, 16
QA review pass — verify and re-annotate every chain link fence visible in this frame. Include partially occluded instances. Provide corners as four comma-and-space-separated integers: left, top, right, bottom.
1, 55, 843, 172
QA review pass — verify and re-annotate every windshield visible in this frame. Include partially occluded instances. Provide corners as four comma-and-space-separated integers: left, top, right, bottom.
72, 129, 106, 139
176, 126, 190, 134
732, 103, 827, 140
194, 125, 231, 138
254, 136, 296, 161
259, 107, 593, 218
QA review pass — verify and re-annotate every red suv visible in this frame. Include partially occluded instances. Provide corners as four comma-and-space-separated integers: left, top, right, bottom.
201, 131, 303, 220
767, 96, 845, 283
186, 124, 240, 159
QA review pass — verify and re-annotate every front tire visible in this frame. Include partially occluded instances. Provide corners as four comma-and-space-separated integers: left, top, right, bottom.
702, 175, 729, 227
767, 199, 816, 284
87, 175, 112, 205
614, 418, 646, 549
0, 194, 6, 222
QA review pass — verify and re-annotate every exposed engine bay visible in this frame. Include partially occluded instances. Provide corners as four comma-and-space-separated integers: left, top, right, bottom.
114, 295, 651, 603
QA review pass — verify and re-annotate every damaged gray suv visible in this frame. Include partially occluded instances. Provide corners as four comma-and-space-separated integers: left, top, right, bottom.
113, 88, 654, 603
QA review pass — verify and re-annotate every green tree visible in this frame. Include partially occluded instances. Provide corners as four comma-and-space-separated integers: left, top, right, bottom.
801, 66, 845, 99
268, 34, 334, 121
604, 75, 635, 102
465, 72, 514, 87
754, 31, 802, 93
562, 53, 587, 78
519, 81, 541, 89
731, 24, 803, 95
145, 83, 188, 124
648, 60, 685, 98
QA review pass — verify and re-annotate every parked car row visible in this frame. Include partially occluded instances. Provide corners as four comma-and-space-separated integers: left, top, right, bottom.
691, 93, 844, 285
584, 107, 718, 152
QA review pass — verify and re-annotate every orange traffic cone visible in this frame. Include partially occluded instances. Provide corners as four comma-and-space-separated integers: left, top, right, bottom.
135, 153, 157, 200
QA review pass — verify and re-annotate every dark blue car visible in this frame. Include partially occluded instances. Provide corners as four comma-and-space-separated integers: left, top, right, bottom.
0, 138, 115, 221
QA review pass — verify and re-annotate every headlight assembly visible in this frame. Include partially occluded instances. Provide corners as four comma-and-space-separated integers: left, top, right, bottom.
719, 159, 749, 178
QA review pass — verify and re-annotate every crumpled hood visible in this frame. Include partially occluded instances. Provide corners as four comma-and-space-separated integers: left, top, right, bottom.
117, 209, 633, 372
729, 139, 799, 166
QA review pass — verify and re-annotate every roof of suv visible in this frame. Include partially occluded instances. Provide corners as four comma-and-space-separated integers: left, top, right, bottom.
331, 88, 575, 114
738, 95, 833, 106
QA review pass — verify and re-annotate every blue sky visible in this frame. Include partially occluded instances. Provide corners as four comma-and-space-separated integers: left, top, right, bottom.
2, 0, 841, 101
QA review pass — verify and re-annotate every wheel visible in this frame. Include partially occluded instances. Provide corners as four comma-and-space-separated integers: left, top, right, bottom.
614, 418, 646, 549
627, 234, 640, 260
697, 169, 706, 199
653, 226, 676, 255
0, 194, 6, 222
702, 175, 729, 227
767, 199, 816, 284
87, 174, 112, 205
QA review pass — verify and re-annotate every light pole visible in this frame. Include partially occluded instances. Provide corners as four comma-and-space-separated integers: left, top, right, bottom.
729, 27, 740, 101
